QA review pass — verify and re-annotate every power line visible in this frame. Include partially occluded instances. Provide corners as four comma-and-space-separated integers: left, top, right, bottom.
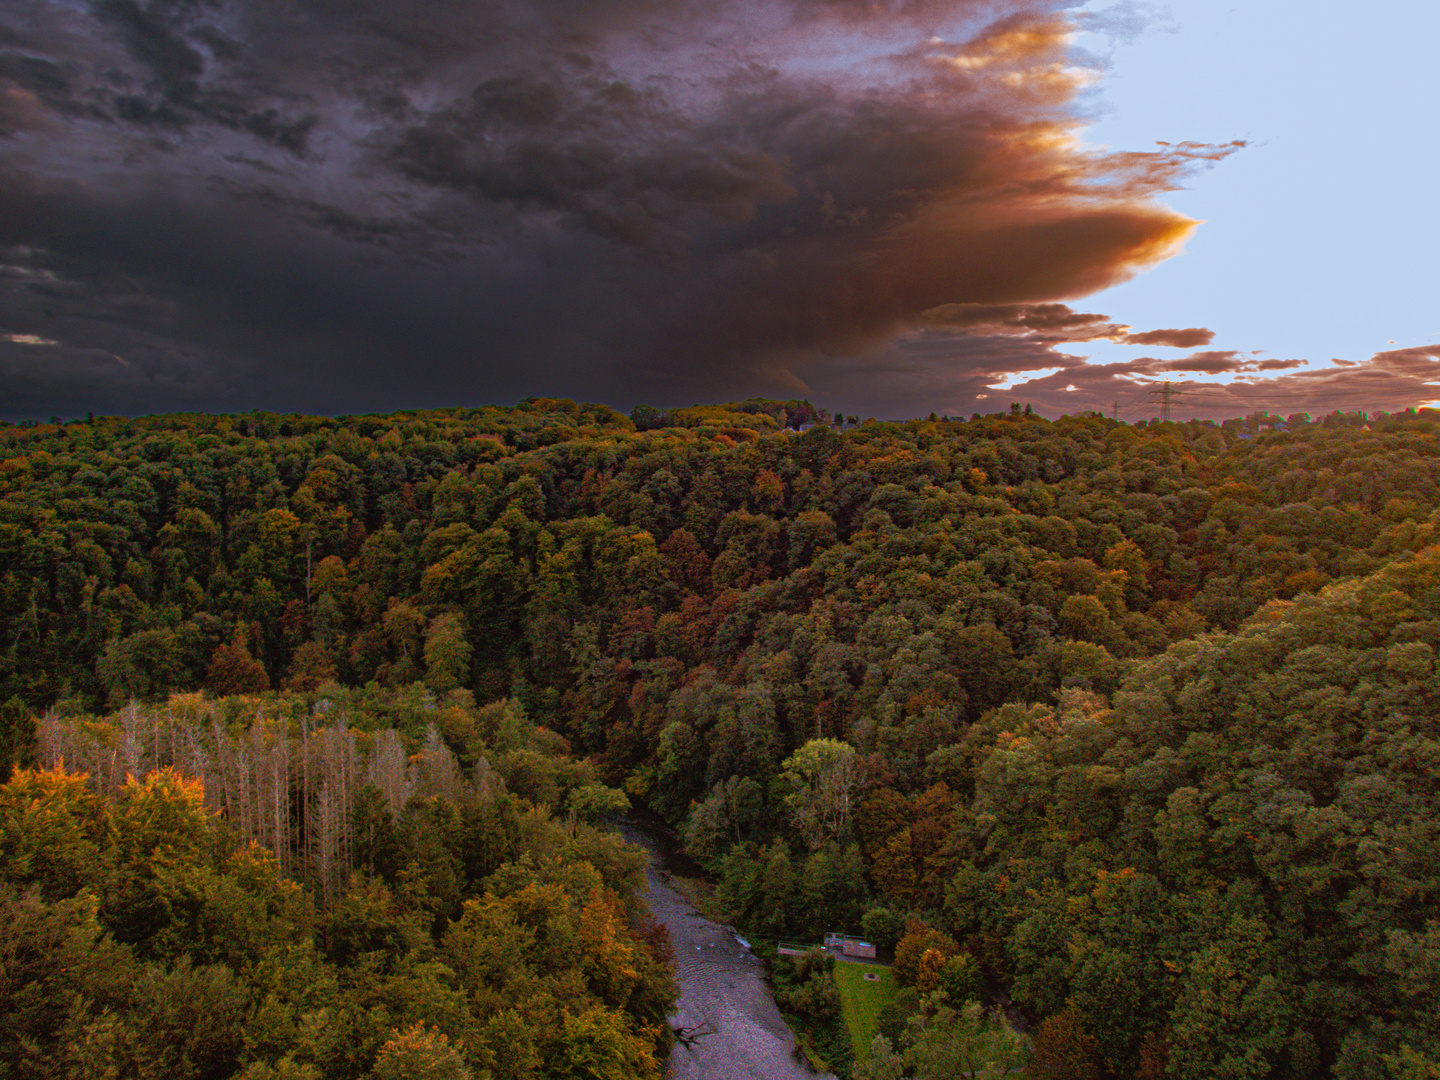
1121, 378, 1230, 422
1149, 378, 1230, 421
1156, 379, 1176, 422
1101, 376, 1242, 423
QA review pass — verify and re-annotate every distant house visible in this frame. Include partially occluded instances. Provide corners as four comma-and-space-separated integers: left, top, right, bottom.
824, 931, 877, 958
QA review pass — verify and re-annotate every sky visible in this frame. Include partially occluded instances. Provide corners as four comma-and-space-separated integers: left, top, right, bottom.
0, 0, 1437, 422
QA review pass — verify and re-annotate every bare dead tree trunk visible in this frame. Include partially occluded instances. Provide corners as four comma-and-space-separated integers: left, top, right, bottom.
275, 723, 290, 879
367, 729, 411, 818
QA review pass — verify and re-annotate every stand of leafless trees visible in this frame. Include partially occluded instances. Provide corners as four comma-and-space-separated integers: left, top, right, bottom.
35, 695, 502, 907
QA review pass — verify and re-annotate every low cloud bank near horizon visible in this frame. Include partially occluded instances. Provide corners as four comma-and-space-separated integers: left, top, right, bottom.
810, 325, 1440, 422
0, 0, 1273, 420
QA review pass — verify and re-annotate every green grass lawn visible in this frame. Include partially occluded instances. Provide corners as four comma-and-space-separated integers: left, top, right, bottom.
833, 961, 898, 1063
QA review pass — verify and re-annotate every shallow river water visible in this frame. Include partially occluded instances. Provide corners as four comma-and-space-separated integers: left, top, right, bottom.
621, 820, 830, 1080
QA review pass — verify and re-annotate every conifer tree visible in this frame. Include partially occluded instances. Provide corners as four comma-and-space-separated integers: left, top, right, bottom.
205, 629, 270, 696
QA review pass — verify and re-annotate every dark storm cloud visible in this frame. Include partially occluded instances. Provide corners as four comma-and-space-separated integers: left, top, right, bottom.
923, 302, 1130, 340
0, 0, 1243, 419
385, 63, 794, 247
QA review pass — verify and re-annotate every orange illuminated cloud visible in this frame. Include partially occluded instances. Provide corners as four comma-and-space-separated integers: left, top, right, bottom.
920, 303, 1217, 350
894, 342, 1440, 421
1124, 327, 1215, 348
592, 6, 1242, 375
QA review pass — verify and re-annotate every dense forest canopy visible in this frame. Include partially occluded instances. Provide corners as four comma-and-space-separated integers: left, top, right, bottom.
3, 398, 1439, 1079
2, 687, 676, 1080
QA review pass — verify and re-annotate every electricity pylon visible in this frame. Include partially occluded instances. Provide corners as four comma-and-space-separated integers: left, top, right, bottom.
1154, 379, 1178, 422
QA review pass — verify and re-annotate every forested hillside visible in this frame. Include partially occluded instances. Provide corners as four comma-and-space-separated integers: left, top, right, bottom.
3, 399, 1439, 1078
2, 688, 674, 1079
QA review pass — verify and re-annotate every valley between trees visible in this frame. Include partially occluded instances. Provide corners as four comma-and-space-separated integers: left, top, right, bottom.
2, 399, 1439, 1078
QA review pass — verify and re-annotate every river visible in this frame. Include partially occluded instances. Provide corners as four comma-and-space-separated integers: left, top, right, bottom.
621, 817, 831, 1080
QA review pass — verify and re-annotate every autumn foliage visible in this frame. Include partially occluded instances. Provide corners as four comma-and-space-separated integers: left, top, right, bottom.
5, 400, 1440, 1076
